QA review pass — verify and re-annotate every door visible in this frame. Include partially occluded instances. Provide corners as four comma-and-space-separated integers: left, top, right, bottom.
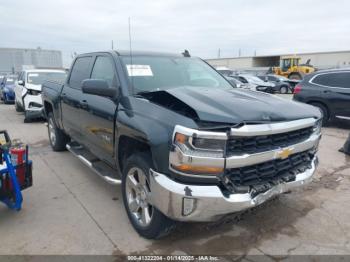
79, 55, 119, 165
14, 72, 24, 106
312, 71, 350, 119
61, 56, 93, 142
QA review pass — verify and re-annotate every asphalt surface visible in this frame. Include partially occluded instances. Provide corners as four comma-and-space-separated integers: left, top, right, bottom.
0, 98, 349, 257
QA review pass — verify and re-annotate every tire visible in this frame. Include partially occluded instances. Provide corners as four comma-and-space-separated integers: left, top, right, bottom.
15, 101, 23, 112
279, 85, 289, 94
310, 102, 329, 126
47, 112, 70, 151
122, 152, 176, 239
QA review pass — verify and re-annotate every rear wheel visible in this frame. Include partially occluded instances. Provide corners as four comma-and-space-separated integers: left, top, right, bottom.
47, 112, 70, 151
310, 102, 329, 126
122, 153, 176, 239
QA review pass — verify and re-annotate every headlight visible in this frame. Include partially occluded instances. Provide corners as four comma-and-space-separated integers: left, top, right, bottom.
174, 132, 225, 153
3, 87, 9, 92
313, 119, 322, 135
170, 127, 226, 175
27, 89, 41, 96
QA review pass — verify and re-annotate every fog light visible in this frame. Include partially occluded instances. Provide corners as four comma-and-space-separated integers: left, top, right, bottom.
182, 197, 196, 216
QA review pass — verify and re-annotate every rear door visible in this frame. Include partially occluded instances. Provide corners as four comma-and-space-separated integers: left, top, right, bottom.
61, 55, 93, 143
311, 71, 350, 120
79, 54, 119, 165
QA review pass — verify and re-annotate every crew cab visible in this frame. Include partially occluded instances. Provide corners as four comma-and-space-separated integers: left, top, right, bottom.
42, 51, 322, 239
14, 69, 67, 122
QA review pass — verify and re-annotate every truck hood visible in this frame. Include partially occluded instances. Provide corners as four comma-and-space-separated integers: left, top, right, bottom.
147, 86, 321, 124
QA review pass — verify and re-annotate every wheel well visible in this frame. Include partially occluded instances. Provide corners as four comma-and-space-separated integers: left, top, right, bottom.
307, 100, 330, 119
44, 101, 53, 115
118, 136, 152, 172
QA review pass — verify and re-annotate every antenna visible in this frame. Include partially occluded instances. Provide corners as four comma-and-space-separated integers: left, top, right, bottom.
128, 17, 134, 94
111, 40, 114, 50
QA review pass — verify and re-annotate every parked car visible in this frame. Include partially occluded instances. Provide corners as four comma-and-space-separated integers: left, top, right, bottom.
232, 74, 276, 93
293, 69, 350, 125
258, 74, 295, 94
224, 76, 245, 88
14, 69, 67, 122
42, 50, 321, 239
0, 76, 16, 104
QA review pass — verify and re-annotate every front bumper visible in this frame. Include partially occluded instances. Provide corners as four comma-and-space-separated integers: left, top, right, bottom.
23, 93, 44, 118
149, 156, 318, 222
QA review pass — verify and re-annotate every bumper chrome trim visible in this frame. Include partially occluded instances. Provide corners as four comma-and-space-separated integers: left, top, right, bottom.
150, 156, 318, 222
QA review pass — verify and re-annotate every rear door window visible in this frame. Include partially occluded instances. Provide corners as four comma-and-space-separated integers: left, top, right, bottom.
312, 72, 350, 88
69, 56, 92, 89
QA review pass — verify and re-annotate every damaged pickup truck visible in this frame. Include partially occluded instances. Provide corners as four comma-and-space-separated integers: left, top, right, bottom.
42, 51, 322, 239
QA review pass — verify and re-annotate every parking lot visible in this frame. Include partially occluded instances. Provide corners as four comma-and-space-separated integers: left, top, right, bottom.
0, 98, 349, 257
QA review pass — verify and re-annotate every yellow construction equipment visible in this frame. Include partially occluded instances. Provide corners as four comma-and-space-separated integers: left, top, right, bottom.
271, 57, 315, 80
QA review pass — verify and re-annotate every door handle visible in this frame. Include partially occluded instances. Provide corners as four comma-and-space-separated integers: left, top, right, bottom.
80, 100, 89, 110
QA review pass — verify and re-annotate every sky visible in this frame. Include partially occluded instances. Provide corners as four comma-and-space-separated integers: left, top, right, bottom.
0, 0, 349, 67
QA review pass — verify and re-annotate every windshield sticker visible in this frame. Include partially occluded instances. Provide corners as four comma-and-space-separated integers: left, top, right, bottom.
28, 73, 39, 77
126, 65, 153, 76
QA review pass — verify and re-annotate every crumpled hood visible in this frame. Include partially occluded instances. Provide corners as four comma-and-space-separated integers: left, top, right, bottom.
25, 83, 42, 91
165, 86, 321, 124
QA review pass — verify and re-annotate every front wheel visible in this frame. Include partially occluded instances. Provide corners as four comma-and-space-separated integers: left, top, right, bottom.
47, 112, 70, 151
122, 153, 176, 239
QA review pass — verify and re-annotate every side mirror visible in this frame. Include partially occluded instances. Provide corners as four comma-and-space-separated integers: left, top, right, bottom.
18, 80, 24, 86
81, 79, 118, 98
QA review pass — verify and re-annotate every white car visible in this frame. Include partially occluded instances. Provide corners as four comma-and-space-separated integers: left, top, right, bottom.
233, 74, 276, 93
14, 69, 67, 122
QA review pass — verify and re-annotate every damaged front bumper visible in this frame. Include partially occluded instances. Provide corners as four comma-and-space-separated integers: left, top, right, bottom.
149, 156, 318, 222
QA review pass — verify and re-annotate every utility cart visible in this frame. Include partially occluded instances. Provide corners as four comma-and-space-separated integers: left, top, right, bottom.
0, 130, 32, 210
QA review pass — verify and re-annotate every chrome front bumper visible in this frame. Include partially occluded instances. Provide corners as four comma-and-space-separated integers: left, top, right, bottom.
149, 156, 318, 222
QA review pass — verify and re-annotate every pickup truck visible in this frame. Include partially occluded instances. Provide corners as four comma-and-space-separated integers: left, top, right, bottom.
42, 50, 322, 239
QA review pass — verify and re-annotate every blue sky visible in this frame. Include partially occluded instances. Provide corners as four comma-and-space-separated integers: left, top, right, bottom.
1, 0, 349, 66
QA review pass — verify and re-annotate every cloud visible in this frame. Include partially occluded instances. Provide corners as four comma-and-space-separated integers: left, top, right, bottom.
0, 0, 349, 66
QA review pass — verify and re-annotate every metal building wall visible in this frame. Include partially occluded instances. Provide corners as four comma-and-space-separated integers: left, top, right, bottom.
0, 48, 63, 73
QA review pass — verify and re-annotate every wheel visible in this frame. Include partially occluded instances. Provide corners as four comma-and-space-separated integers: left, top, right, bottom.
310, 102, 329, 126
288, 73, 302, 80
279, 85, 289, 94
122, 153, 176, 239
23, 111, 32, 123
47, 112, 70, 151
15, 100, 23, 112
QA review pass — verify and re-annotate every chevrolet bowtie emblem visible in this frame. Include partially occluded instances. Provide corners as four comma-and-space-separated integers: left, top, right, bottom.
277, 148, 293, 159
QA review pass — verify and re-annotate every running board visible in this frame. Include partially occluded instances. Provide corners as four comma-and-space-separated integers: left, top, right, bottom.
66, 142, 121, 185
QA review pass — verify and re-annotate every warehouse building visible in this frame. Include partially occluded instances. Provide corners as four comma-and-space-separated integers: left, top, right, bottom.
0, 47, 63, 74
206, 50, 350, 71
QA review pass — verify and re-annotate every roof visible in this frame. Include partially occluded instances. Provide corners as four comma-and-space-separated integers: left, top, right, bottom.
23, 69, 66, 73
77, 50, 184, 57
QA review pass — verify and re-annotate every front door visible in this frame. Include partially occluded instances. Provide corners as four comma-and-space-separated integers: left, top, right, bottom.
79, 54, 119, 165
61, 55, 93, 143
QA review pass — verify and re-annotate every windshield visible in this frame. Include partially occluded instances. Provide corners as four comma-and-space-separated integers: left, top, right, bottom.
27, 72, 67, 85
121, 56, 232, 94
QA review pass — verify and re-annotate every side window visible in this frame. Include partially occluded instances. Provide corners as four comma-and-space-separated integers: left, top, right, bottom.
69, 56, 92, 89
90, 56, 116, 87
312, 72, 350, 88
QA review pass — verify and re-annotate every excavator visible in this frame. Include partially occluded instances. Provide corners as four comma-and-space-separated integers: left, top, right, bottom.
270, 57, 315, 80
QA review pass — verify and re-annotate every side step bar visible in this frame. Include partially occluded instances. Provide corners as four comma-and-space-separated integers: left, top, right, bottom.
66, 142, 121, 185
